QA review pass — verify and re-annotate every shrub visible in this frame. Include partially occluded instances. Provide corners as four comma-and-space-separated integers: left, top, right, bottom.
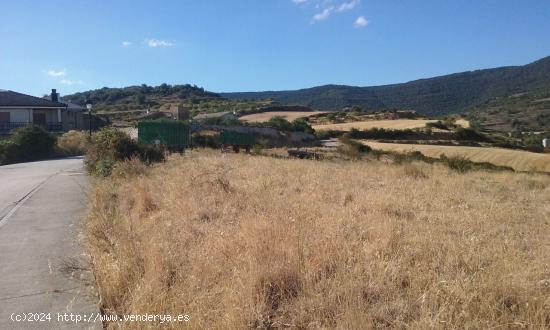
95, 158, 115, 177
440, 154, 473, 173
393, 151, 434, 165
266, 116, 294, 131
426, 120, 450, 130
139, 144, 165, 164
0, 125, 57, 164
315, 130, 343, 139
337, 135, 371, 159
191, 134, 220, 148
291, 118, 314, 134
453, 128, 492, 142
348, 127, 429, 140
56, 130, 88, 156
0, 140, 18, 165
85, 127, 164, 176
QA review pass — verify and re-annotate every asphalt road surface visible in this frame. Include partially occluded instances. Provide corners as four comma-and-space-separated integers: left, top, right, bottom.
0, 157, 100, 329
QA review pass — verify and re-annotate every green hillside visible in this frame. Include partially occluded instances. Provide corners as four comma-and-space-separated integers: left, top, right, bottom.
222, 56, 550, 117
63, 84, 273, 119
469, 86, 550, 132
64, 84, 220, 113
64, 56, 550, 130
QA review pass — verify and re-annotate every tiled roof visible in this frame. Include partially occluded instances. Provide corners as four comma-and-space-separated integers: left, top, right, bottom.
0, 90, 66, 107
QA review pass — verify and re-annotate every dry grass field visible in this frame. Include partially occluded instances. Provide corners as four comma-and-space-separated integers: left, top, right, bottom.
455, 118, 470, 128
363, 141, 550, 172
87, 151, 550, 329
240, 111, 327, 122
313, 119, 436, 131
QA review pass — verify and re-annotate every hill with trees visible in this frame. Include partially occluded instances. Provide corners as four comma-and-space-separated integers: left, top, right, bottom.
64, 83, 220, 113
64, 56, 550, 131
469, 86, 550, 132
222, 56, 550, 118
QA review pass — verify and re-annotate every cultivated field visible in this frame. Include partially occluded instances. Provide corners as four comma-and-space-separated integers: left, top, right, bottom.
313, 119, 436, 131
87, 151, 550, 329
363, 141, 550, 172
240, 111, 327, 122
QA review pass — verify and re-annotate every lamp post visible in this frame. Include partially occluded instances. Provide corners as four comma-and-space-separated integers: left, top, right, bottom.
86, 103, 92, 136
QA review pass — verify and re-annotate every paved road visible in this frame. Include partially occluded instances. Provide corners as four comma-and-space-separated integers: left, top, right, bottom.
0, 158, 100, 329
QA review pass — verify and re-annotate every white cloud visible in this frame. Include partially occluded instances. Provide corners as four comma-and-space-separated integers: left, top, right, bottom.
60, 79, 83, 85
292, 0, 308, 3
313, 7, 333, 21
47, 68, 66, 77
146, 39, 174, 47
337, 0, 359, 12
354, 15, 368, 28
122, 41, 132, 47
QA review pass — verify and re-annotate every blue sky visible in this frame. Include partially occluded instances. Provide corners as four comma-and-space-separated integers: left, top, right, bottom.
1, 0, 549, 97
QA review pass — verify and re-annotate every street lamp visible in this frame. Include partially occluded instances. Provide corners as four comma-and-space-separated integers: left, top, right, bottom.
86, 103, 92, 136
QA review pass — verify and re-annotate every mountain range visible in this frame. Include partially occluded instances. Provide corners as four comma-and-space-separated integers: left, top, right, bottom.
64, 55, 550, 131
222, 56, 550, 117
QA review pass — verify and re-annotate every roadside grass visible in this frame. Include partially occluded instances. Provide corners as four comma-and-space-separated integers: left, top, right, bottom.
56, 130, 88, 156
86, 151, 550, 329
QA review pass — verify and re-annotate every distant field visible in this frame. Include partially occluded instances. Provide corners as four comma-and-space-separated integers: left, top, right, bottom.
455, 119, 470, 128
313, 119, 436, 131
240, 111, 327, 122
362, 141, 550, 172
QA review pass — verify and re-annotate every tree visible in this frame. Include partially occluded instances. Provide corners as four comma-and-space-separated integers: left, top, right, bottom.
135, 92, 146, 105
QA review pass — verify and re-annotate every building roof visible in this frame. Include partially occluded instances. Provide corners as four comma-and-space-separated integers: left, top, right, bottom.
0, 90, 66, 108
193, 111, 235, 120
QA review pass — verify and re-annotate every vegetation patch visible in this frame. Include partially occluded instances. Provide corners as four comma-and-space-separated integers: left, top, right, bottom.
56, 130, 89, 156
85, 128, 164, 176
87, 151, 550, 328
0, 125, 57, 165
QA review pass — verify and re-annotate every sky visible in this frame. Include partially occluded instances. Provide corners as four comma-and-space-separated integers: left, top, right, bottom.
1, 0, 550, 97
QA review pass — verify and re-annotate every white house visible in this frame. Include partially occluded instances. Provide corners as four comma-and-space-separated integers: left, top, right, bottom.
0, 89, 86, 134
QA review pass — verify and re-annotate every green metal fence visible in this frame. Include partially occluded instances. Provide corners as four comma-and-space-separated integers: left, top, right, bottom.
138, 120, 190, 147
219, 131, 256, 146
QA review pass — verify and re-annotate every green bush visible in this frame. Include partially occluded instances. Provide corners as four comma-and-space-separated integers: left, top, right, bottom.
0, 140, 18, 165
266, 116, 294, 131
0, 125, 57, 165
85, 127, 164, 176
95, 158, 115, 177
315, 130, 343, 139
453, 128, 492, 142
291, 118, 314, 134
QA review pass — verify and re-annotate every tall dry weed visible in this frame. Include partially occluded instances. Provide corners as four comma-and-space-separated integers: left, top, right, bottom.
86, 151, 550, 329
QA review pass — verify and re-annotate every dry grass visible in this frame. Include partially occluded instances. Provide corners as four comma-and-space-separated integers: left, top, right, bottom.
313, 119, 436, 131
56, 130, 88, 156
455, 118, 470, 128
363, 141, 550, 172
240, 111, 327, 122
87, 151, 550, 329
